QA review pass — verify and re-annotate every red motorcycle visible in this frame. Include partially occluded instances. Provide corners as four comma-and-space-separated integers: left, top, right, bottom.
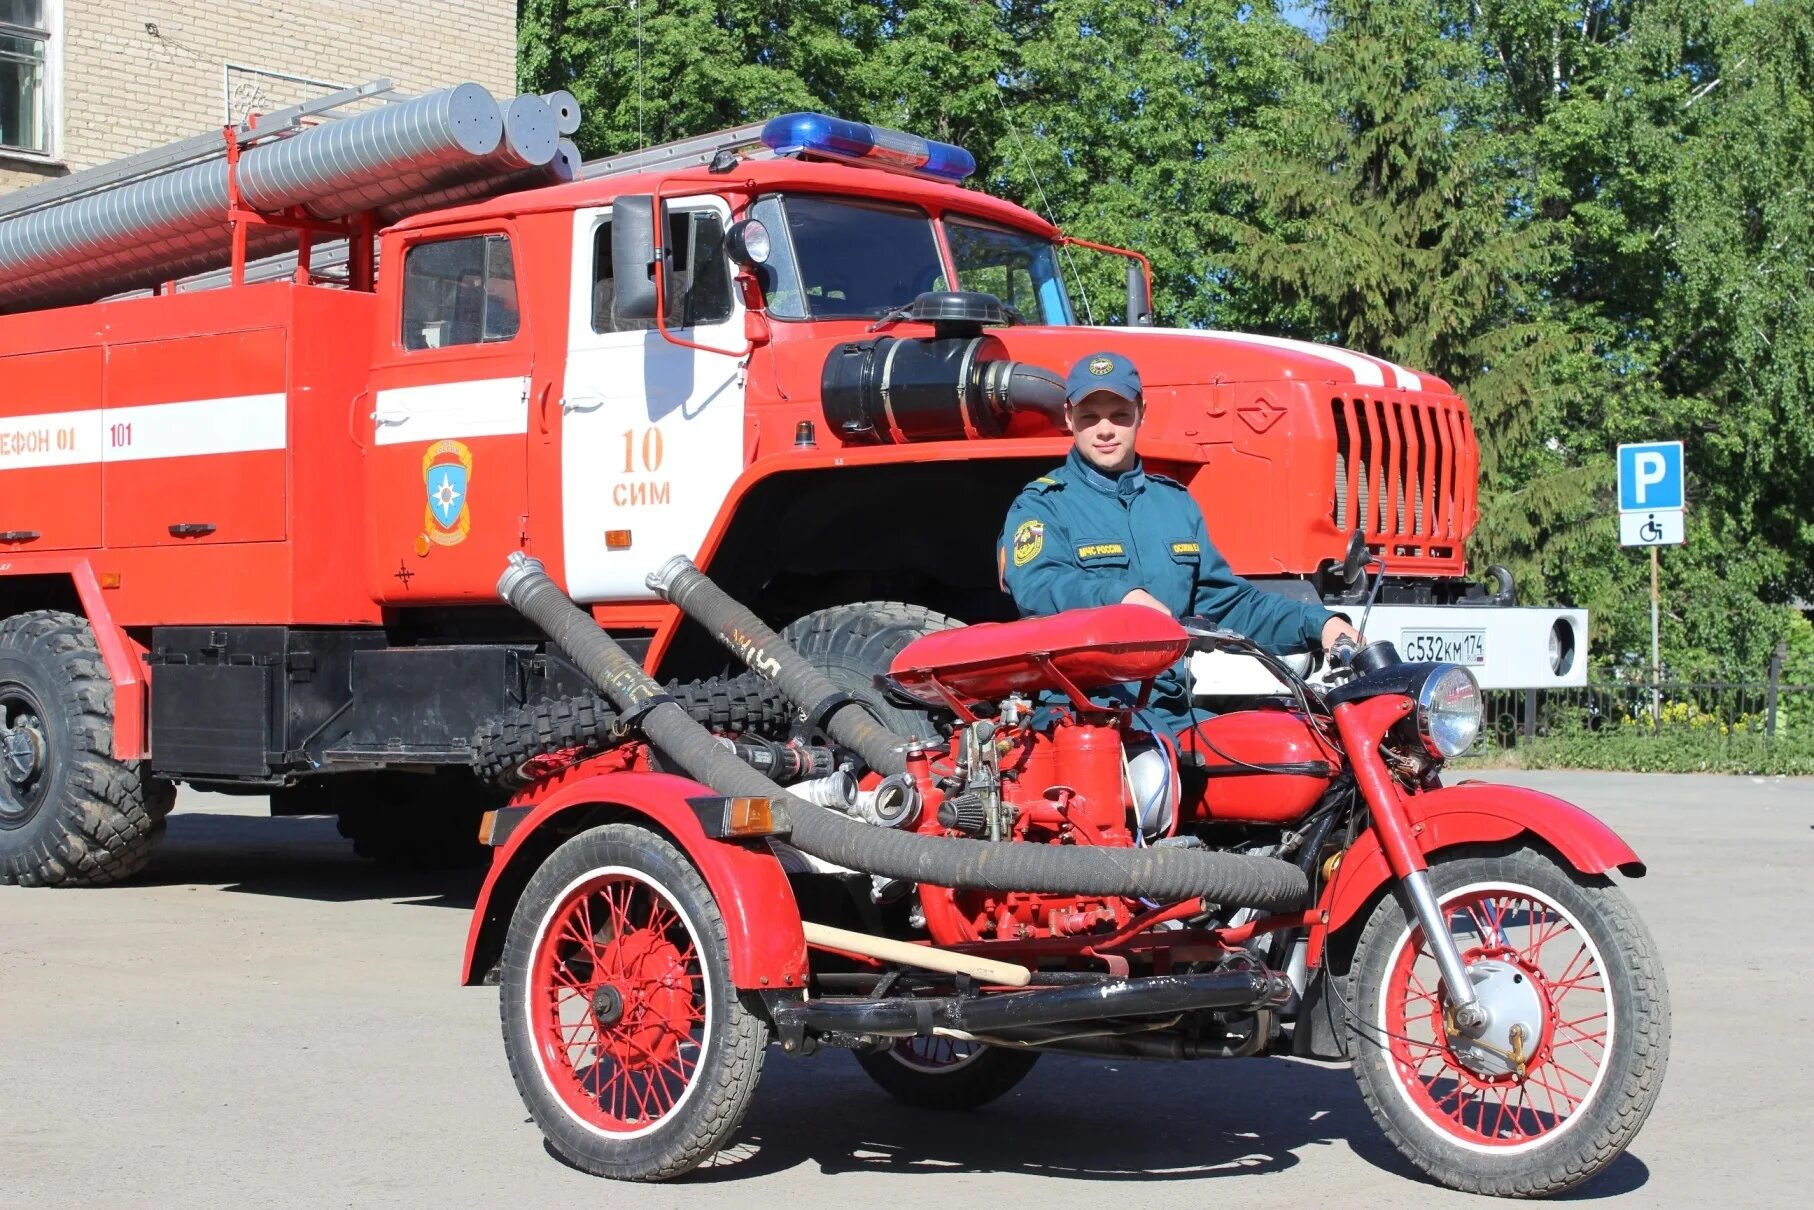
465, 554, 1668, 1197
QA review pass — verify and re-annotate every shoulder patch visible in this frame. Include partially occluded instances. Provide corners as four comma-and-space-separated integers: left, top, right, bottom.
1147, 472, 1188, 491
1025, 474, 1063, 494
1011, 518, 1045, 566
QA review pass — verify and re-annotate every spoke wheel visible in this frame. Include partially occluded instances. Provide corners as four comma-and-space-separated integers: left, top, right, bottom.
854, 1030, 1039, 1110
1347, 846, 1669, 1197
500, 824, 768, 1180
1383, 886, 1609, 1149
531, 869, 708, 1133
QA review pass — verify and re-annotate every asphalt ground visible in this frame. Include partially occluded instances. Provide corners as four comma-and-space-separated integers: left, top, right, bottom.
2, 770, 1810, 1208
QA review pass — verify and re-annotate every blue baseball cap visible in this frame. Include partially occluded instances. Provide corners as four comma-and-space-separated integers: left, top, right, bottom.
1065, 351, 1142, 405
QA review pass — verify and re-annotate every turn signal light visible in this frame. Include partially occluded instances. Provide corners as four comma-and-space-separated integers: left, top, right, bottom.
605, 529, 632, 550
688, 795, 791, 840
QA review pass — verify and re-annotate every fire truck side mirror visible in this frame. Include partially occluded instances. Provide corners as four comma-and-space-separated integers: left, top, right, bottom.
611, 194, 672, 323
1126, 261, 1153, 327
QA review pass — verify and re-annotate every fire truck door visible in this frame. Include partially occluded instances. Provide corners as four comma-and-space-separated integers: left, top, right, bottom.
0, 346, 103, 551
560, 197, 745, 602
367, 230, 534, 603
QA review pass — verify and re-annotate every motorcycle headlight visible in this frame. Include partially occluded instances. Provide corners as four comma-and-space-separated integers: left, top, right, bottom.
1416, 664, 1483, 759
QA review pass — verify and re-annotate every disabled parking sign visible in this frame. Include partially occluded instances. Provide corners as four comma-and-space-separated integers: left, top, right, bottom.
1617, 441, 1684, 547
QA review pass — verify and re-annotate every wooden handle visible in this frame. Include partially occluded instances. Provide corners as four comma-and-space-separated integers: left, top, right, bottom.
801, 921, 1032, 987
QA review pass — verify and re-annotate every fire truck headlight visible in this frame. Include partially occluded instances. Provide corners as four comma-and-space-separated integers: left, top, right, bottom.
727, 218, 772, 266
1416, 664, 1483, 759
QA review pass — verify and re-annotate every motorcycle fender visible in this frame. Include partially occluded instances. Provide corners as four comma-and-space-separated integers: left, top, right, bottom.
460, 770, 808, 990
1314, 782, 1645, 951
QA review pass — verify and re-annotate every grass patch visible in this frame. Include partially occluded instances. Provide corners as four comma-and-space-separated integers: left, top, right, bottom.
1457, 731, 1814, 776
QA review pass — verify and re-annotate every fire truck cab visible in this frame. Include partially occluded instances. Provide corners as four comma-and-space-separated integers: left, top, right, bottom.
0, 106, 1584, 885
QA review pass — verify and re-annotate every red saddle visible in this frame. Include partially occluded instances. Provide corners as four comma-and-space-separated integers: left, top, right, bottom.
887, 605, 1191, 708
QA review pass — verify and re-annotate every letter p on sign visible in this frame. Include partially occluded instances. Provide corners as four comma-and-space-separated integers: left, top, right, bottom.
1618, 442, 1684, 512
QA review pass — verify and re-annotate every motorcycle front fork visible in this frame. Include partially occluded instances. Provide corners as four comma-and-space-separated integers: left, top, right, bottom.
1333, 699, 1486, 1031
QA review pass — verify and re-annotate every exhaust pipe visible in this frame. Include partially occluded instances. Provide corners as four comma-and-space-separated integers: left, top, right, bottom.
501, 555, 1309, 909
771, 966, 1290, 1038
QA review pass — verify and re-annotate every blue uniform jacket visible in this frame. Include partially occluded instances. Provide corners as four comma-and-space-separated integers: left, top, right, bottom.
999, 448, 1332, 730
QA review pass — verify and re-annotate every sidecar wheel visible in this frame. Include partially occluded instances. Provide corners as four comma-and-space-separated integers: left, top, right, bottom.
1346, 845, 1669, 1197
854, 1036, 1039, 1109
499, 824, 769, 1180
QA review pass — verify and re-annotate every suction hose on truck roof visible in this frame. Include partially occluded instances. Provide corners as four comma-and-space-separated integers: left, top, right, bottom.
498, 554, 1309, 910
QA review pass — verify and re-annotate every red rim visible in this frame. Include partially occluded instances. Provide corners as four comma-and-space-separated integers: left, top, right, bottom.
1382, 883, 1612, 1150
888, 1034, 984, 1073
530, 869, 709, 1135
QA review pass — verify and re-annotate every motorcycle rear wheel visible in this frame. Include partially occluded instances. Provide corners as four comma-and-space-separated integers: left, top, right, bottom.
1346, 845, 1669, 1197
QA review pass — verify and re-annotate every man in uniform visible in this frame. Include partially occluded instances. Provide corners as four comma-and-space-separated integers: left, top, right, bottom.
999, 350, 1359, 735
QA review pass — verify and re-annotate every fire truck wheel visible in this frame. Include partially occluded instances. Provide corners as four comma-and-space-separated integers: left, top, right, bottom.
331, 769, 494, 869
499, 823, 769, 1181
780, 602, 962, 741
0, 610, 175, 886
853, 1037, 1040, 1109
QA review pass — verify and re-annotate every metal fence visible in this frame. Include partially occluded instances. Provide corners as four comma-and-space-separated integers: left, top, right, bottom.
1472, 662, 1814, 752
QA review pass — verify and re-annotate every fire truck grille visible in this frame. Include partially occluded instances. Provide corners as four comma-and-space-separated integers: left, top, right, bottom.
1329, 395, 1475, 547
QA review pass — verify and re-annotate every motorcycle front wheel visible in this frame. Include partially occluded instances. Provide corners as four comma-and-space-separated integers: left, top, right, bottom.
1346, 845, 1669, 1197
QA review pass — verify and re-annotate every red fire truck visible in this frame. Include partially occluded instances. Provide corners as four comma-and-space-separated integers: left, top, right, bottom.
0, 98, 1584, 885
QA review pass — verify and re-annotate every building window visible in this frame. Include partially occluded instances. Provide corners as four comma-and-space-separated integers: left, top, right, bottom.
0, 1, 50, 155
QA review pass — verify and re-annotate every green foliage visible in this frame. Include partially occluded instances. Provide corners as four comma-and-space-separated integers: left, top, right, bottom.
518, 0, 1814, 675
1467, 731, 1814, 776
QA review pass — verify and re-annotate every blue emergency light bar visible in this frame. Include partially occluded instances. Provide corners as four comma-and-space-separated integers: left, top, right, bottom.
760, 113, 976, 183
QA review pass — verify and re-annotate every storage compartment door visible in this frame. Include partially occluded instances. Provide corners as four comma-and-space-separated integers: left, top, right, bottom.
102, 328, 289, 548
0, 346, 103, 551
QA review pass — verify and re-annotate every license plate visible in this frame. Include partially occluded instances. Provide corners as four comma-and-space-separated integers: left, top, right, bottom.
1399, 629, 1486, 665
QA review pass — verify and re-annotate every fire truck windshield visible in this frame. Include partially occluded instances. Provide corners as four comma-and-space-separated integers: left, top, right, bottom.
750, 194, 1073, 324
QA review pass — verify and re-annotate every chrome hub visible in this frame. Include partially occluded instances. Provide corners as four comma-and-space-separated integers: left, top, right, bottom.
1, 718, 43, 786
1449, 958, 1546, 1078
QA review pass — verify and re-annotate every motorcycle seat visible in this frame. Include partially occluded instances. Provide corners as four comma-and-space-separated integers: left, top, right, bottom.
887, 604, 1190, 708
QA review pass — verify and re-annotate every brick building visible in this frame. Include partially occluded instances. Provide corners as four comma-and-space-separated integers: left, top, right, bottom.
1, 1, 517, 192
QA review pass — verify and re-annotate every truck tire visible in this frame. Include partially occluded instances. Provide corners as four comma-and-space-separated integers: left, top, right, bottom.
0, 610, 175, 886
330, 769, 496, 869
779, 602, 962, 742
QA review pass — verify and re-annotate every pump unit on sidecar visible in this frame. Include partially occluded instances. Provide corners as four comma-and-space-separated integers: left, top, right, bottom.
472, 555, 1668, 1198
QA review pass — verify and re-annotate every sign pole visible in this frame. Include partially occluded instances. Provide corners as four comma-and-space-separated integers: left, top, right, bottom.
1650, 545, 1661, 731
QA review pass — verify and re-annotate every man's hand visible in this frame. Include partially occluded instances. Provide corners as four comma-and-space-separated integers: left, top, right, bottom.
1322, 616, 1362, 650
1121, 588, 1170, 614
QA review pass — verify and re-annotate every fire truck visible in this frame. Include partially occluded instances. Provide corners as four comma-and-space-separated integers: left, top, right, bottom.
0, 85, 1585, 886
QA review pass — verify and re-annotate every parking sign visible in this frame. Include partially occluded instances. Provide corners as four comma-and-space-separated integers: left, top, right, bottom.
1618, 442, 1684, 512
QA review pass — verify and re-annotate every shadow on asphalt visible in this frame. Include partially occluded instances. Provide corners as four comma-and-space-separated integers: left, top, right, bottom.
135, 811, 482, 909
544, 1050, 1650, 1196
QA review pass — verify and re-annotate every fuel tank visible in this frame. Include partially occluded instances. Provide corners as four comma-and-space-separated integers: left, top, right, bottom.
1178, 709, 1332, 825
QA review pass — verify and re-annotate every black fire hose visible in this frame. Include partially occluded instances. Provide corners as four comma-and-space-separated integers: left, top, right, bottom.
646, 554, 910, 777
498, 555, 1310, 910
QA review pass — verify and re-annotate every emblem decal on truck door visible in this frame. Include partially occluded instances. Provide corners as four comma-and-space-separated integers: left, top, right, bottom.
419, 439, 474, 551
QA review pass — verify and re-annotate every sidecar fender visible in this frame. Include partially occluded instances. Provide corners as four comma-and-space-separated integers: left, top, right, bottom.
460, 769, 808, 990
1316, 782, 1645, 946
